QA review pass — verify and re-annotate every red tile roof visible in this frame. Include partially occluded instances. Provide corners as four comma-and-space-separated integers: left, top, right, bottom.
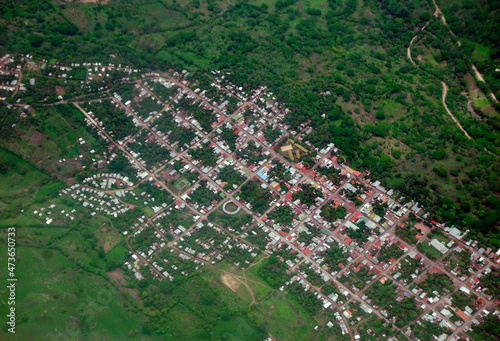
456, 309, 469, 321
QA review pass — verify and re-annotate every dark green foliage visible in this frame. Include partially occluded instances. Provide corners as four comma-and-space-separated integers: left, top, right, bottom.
412, 320, 449, 341
137, 181, 174, 206
431, 149, 447, 160
287, 283, 322, 314
128, 133, 171, 169
267, 205, 294, 226
417, 273, 454, 297
217, 165, 246, 188
108, 154, 137, 181
238, 181, 273, 214
208, 209, 253, 231
258, 256, 288, 288
175, 96, 216, 133
377, 243, 404, 263
345, 221, 371, 243
263, 126, 283, 143
86, 100, 138, 140
469, 315, 500, 341
236, 141, 265, 166
365, 280, 396, 308
316, 165, 347, 186
321, 204, 347, 222
479, 270, 500, 297
386, 296, 421, 328
189, 180, 219, 207
292, 184, 323, 208
188, 143, 217, 166
321, 242, 349, 272
219, 126, 238, 151
297, 224, 322, 246
372, 200, 388, 217
451, 291, 476, 311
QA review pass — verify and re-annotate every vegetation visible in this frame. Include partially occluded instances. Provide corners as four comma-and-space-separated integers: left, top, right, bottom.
416, 273, 455, 298
207, 207, 253, 232
1, 0, 499, 247
217, 165, 246, 190
267, 205, 294, 226
258, 256, 289, 289
292, 184, 323, 208
418, 240, 444, 260
85, 100, 138, 140
469, 315, 500, 341
238, 181, 273, 214
1, 1, 500, 340
218, 126, 238, 151
479, 269, 500, 297
188, 180, 220, 208
377, 243, 404, 263
188, 143, 218, 167
321, 204, 347, 223
316, 165, 347, 186
263, 126, 282, 143
155, 112, 196, 149
321, 242, 350, 272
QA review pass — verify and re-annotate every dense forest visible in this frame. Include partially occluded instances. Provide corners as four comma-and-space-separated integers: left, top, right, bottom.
0, 0, 499, 246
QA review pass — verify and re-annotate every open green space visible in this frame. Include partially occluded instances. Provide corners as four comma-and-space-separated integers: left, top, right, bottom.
417, 241, 443, 261
0, 245, 151, 340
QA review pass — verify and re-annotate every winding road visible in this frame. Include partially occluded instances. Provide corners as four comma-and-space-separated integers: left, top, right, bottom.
407, 1, 476, 141
440, 82, 472, 139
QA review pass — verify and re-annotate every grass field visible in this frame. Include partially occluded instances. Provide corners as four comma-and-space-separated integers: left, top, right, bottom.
0, 245, 151, 340
211, 315, 266, 341
0, 147, 50, 215
474, 99, 490, 106
150, 267, 251, 339
93, 217, 123, 253
251, 291, 320, 341
143, 206, 155, 217
418, 241, 443, 260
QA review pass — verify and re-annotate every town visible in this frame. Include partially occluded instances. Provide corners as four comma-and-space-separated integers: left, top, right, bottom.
1, 53, 499, 341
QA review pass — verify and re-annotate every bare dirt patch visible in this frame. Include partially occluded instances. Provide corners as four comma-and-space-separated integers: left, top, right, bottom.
415, 222, 431, 234
95, 221, 121, 252
464, 73, 478, 90
55, 85, 66, 97
30, 131, 43, 145
221, 273, 241, 293
107, 268, 143, 307
107, 268, 127, 286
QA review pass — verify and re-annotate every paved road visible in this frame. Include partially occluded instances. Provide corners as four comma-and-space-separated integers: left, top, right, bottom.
73, 74, 498, 341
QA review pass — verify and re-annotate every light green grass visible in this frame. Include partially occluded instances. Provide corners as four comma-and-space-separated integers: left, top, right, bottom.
474, 99, 490, 106
0, 246, 149, 340
0, 148, 49, 211
252, 291, 319, 341
419, 241, 443, 260
143, 206, 154, 217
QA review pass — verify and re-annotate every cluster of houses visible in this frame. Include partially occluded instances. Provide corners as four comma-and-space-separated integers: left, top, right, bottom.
19, 62, 498, 340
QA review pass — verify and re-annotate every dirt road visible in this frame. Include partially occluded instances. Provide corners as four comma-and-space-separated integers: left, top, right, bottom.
472, 64, 499, 103
441, 82, 472, 139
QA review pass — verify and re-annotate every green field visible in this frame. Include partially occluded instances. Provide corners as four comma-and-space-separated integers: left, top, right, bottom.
474, 99, 490, 106
251, 291, 320, 341
211, 315, 266, 341
0, 245, 152, 340
418, 241, 443, 261
0, 148, 50, 214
